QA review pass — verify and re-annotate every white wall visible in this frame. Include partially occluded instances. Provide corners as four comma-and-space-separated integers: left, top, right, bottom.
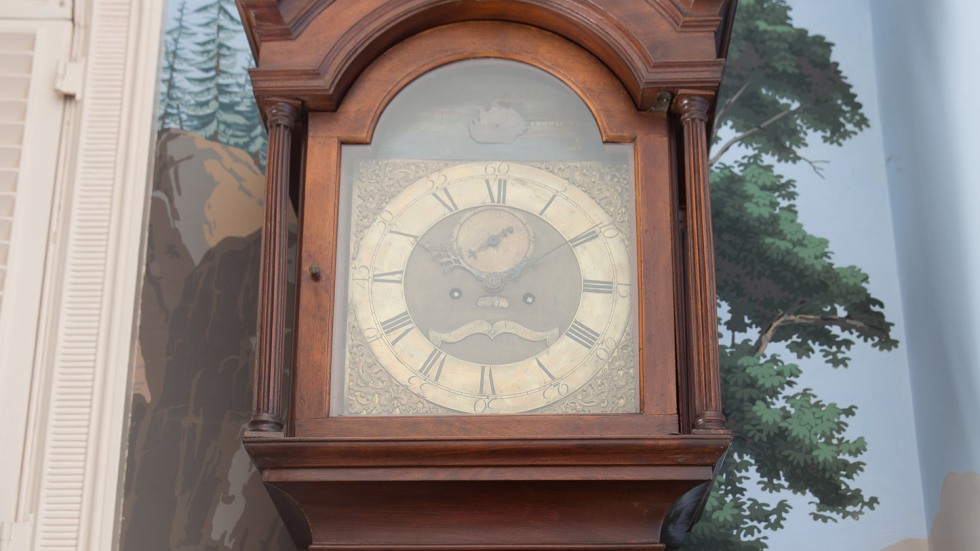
870, 0, 980, 527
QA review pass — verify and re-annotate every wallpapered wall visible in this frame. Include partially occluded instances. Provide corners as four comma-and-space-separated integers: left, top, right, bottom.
119, 1, 938, 549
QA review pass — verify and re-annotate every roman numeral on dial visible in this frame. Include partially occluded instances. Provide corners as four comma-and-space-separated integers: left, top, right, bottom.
479, 365, 497, 396
566, 320, 600, 349
420, 348, 446, 381
432, 188, 459, 213
536, 358, 556, 381
485, 178, 507, 204
539, 193, 557, 215
389, 230, 419, 242
380, 311, 414, 345
373, 270, 404, 284
568, 228, 599, 248
583, 279, 614, 294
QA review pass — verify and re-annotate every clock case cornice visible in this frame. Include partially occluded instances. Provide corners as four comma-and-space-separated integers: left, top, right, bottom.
235, 0, 737, 112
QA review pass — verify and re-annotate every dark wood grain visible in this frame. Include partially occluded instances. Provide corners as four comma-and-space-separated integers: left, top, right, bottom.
246, 434, 730, 470
238, 0, 735, 111
291, 415, 678, 440
292, 135, 340, 421
245, 434, 727, 550
672, 94, 726, 432
635, 128, 679, 417
250, 98, 301, 432
295, 21, 673, 425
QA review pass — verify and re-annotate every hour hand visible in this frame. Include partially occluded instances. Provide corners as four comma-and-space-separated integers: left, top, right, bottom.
421, 242, 483, 279
468, 226, 514, 258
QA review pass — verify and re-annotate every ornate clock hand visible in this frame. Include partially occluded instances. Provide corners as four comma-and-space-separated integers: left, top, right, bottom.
468, 226, 514, 258
501, 222, 602, 282
421, 241, 515, 292
421, 242, 484, 279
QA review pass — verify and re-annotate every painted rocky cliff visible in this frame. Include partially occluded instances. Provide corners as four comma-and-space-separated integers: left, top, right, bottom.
120, 129, 297, 550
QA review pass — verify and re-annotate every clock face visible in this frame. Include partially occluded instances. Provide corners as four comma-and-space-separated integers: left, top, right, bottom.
347, 161, 633, 414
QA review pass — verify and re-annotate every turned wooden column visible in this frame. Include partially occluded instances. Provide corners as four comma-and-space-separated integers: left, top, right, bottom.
250, 98, 302, 433
673, 94, 727, 432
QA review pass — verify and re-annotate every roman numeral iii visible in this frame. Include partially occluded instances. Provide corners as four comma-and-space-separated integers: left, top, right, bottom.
583, 279, 614, 294
566, 320, 600, 349
380, 311, 414, 344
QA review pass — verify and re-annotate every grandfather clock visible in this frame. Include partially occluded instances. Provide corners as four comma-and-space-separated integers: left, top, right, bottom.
237, 1, 736, 549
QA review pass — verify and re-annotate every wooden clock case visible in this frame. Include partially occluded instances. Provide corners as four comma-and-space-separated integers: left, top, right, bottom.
237, 1, 737, 549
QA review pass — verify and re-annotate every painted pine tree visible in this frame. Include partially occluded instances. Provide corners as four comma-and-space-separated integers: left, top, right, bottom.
682, 0, 898, 548
158, 0, 194, 129
174, 0, 267, 167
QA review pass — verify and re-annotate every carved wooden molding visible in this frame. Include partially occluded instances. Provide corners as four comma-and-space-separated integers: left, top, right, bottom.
238, 0, 735, 44
238, 0, 737, 112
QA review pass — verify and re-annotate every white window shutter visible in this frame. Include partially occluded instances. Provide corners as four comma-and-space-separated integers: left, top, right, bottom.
0, 0, 72, 21
0, 17, 71, 538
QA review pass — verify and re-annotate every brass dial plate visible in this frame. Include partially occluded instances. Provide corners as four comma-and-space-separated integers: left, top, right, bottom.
340, 160, 638, 415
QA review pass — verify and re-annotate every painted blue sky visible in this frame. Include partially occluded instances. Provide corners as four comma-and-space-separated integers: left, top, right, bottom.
757, 1, 927, 549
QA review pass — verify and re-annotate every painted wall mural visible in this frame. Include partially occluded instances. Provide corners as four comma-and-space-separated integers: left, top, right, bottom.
120, 0, 935, 549
685, 0, 897, 548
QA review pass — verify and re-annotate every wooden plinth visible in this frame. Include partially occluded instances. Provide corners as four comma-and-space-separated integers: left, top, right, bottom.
245, 434, 729, 550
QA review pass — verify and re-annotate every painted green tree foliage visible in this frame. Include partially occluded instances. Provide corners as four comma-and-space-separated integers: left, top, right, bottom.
683, 0, 898, 549
157, 0, 266, 167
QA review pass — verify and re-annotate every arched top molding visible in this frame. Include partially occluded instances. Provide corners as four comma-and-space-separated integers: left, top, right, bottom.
307, 21, 666, 145
238, 0, 737, 112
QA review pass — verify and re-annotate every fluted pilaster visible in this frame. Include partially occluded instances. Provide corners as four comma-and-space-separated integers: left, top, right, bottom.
673, 94, 726, 432
250, 98, 302, 432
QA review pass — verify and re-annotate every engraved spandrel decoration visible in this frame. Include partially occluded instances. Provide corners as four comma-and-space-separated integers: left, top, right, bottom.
344, 159, 638, 415
345, 315, 452, 416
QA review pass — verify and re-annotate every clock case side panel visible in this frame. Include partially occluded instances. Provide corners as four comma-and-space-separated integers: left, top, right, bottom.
292, 21, 678, 436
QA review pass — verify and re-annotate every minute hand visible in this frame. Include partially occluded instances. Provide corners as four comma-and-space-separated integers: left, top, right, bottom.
504, 224, 600, 280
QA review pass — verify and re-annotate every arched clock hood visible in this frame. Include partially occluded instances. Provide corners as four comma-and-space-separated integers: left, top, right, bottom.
236, 0, 737, 111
